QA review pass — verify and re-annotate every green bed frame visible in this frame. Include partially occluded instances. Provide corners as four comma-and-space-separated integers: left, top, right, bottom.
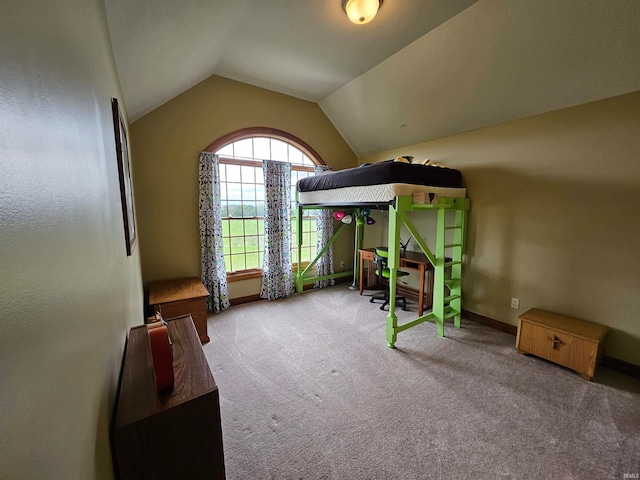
294, 194, 470, 347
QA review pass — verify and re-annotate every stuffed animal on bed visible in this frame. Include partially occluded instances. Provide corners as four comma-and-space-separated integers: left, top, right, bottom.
410, 158, 448, 168
393, 155, 413, 163
392, 155, 448, 168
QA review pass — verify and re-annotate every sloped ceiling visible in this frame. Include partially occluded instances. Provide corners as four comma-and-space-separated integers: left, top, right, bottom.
320, 0, 640, 156
105, 0, 640, 157
104, 0, 478, 121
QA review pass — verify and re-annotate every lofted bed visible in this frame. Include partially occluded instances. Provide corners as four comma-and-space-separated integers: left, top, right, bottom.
294, 159, 470, 347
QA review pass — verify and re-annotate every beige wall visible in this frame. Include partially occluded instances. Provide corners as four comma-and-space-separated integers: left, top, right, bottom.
360, 91, 640, 366
0, 1, 143, 479
130, 75, 357, 296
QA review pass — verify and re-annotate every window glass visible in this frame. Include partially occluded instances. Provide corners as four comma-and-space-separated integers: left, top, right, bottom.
270, 139, 288, 162
241, 182, 256, 202
253, 137, 270, 160
226, 164, 241, 183
241, 165, 255, 183
217, 144, 233, 157
234, 138, 253, 159
227, 182, 241, 201
215, 133, 323, 274
288, 144, 303, 165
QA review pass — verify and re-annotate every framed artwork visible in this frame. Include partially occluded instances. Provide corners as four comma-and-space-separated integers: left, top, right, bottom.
112, 98, 136, 256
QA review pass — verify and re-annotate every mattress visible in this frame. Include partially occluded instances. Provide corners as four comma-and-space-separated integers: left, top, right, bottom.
297, 160, 463, 192
297, 183, 466, 205
296, 160, 465, 205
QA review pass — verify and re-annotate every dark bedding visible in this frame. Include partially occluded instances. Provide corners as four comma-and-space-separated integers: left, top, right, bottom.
297, 161, 463, 192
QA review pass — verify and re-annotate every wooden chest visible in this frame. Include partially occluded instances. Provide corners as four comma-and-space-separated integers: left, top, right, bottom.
516, 308, 608, 381
149, 277, 210, 343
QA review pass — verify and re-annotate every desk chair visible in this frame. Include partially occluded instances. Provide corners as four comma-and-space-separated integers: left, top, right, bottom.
369, 247, 409, 311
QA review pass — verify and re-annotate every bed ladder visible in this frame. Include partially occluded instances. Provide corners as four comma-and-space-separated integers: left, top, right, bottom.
435, 206, 466, 333
386, 196, 469, 347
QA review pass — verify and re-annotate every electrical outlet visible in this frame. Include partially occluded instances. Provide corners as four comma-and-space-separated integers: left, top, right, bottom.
340, 260, 345, 269
511, 297, 520, 309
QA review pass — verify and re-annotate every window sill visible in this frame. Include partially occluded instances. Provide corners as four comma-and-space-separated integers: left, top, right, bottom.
226, 263, 313, 283
227, 269, 262, 283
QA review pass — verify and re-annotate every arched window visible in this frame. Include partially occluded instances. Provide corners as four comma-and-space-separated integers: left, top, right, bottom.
205, 128, 325, 278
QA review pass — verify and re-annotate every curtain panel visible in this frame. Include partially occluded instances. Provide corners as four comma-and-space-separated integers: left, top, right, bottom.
260, 160, 295, 300
199, 152, 231, 313
314, 165, 335, 288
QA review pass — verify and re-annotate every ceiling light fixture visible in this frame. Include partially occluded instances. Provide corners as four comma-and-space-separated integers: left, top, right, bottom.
342, 0, 383, 25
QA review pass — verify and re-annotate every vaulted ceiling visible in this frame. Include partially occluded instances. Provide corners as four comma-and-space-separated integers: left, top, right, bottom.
105, 0, 640, 156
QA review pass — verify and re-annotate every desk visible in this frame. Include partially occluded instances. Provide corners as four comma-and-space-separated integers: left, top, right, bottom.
358, 248, 434, 316
149, 277, 210, 343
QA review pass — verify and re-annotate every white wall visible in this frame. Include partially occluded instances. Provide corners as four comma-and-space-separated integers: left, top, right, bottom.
0, 0, 143, 478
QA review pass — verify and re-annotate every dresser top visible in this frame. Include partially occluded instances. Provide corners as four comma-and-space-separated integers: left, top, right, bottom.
114, 315, 217, 427
149, 277, 210, 304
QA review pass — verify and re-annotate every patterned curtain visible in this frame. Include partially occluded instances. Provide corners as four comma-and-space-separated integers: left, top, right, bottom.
199, 152, 231, 313
314, 165, 335, 288
260, 160, 294, 300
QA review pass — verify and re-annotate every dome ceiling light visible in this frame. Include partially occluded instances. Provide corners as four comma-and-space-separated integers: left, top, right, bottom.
342, 0, 383, 25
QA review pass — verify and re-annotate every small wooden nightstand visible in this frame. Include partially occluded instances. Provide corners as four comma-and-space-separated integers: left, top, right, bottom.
516, 308, 608, 381
149, 277, 210, 343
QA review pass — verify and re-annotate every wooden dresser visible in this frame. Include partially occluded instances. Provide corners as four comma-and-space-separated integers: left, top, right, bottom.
516, 308, 608, 381
149, 277, 210, 343
112, 315, 225, 479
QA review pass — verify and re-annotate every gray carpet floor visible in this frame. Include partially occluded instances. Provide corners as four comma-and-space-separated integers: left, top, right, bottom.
203, 286, 640, 480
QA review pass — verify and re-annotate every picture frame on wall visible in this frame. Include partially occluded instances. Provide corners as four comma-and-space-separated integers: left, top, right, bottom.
112, 98, 136, 256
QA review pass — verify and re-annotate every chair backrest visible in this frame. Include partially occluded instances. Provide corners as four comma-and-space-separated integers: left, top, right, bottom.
374, 246, 388, 258
373, 246, 409, 280
374, 247, 388, 279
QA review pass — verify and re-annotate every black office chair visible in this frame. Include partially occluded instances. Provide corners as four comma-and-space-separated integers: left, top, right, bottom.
369, 247, 409, 311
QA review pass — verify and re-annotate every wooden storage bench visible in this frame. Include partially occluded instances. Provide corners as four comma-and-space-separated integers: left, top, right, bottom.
516, 308, 608, 381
